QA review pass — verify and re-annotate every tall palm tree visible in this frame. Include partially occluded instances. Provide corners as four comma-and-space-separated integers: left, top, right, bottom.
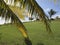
0, 0, 53, 45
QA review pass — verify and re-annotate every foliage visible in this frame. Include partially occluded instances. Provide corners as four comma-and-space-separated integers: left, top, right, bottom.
0, 0, 53, 45
48, 9, 57, 18
0, 0, 32, 45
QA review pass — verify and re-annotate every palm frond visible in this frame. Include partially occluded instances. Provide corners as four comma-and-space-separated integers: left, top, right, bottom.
9, 6, 25, 19
0, 0, 32, 45
1, 0, 52, 33
29, 0, 52, 33
0, 0, 53, 45
14, 0, 52, 33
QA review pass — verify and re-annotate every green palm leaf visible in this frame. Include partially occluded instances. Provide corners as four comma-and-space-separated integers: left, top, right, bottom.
0, 0, 32, 45
14, 0, 52, 33
0, 0, 53, 45
29, 0, 52, 33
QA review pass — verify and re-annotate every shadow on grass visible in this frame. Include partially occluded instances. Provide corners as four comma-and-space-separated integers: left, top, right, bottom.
37, 42, 44, 45
0, 33, 2, 40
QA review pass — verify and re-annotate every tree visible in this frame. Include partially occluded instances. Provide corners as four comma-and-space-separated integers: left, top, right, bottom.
0, 0, 52, 45
48, 9, 57, 19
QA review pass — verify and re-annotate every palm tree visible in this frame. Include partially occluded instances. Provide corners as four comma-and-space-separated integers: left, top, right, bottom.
48, 9, 57, 19
0, 0, 53, 45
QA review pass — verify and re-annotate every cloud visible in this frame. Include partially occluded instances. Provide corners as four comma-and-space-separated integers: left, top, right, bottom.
44, 8, 50, 12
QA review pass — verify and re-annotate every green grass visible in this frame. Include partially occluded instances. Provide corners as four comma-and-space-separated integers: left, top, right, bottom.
0, 21, 60, 45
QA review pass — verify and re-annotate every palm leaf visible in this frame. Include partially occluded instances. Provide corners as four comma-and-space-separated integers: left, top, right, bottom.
14, 0, 52, 33
0, 0, 32, 45
0, 0, 53, 45
9, 6, 25, 19
29, 0, 52, 33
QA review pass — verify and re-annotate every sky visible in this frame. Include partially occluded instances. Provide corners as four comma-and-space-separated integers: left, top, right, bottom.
36, 0, 60, 18
0, 0, 60, 24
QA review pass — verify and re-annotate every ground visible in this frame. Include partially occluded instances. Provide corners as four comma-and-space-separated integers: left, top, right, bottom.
0, 20, 60, 45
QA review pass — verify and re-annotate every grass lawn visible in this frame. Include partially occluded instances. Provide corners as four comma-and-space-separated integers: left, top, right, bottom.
0, 21, 60, 45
